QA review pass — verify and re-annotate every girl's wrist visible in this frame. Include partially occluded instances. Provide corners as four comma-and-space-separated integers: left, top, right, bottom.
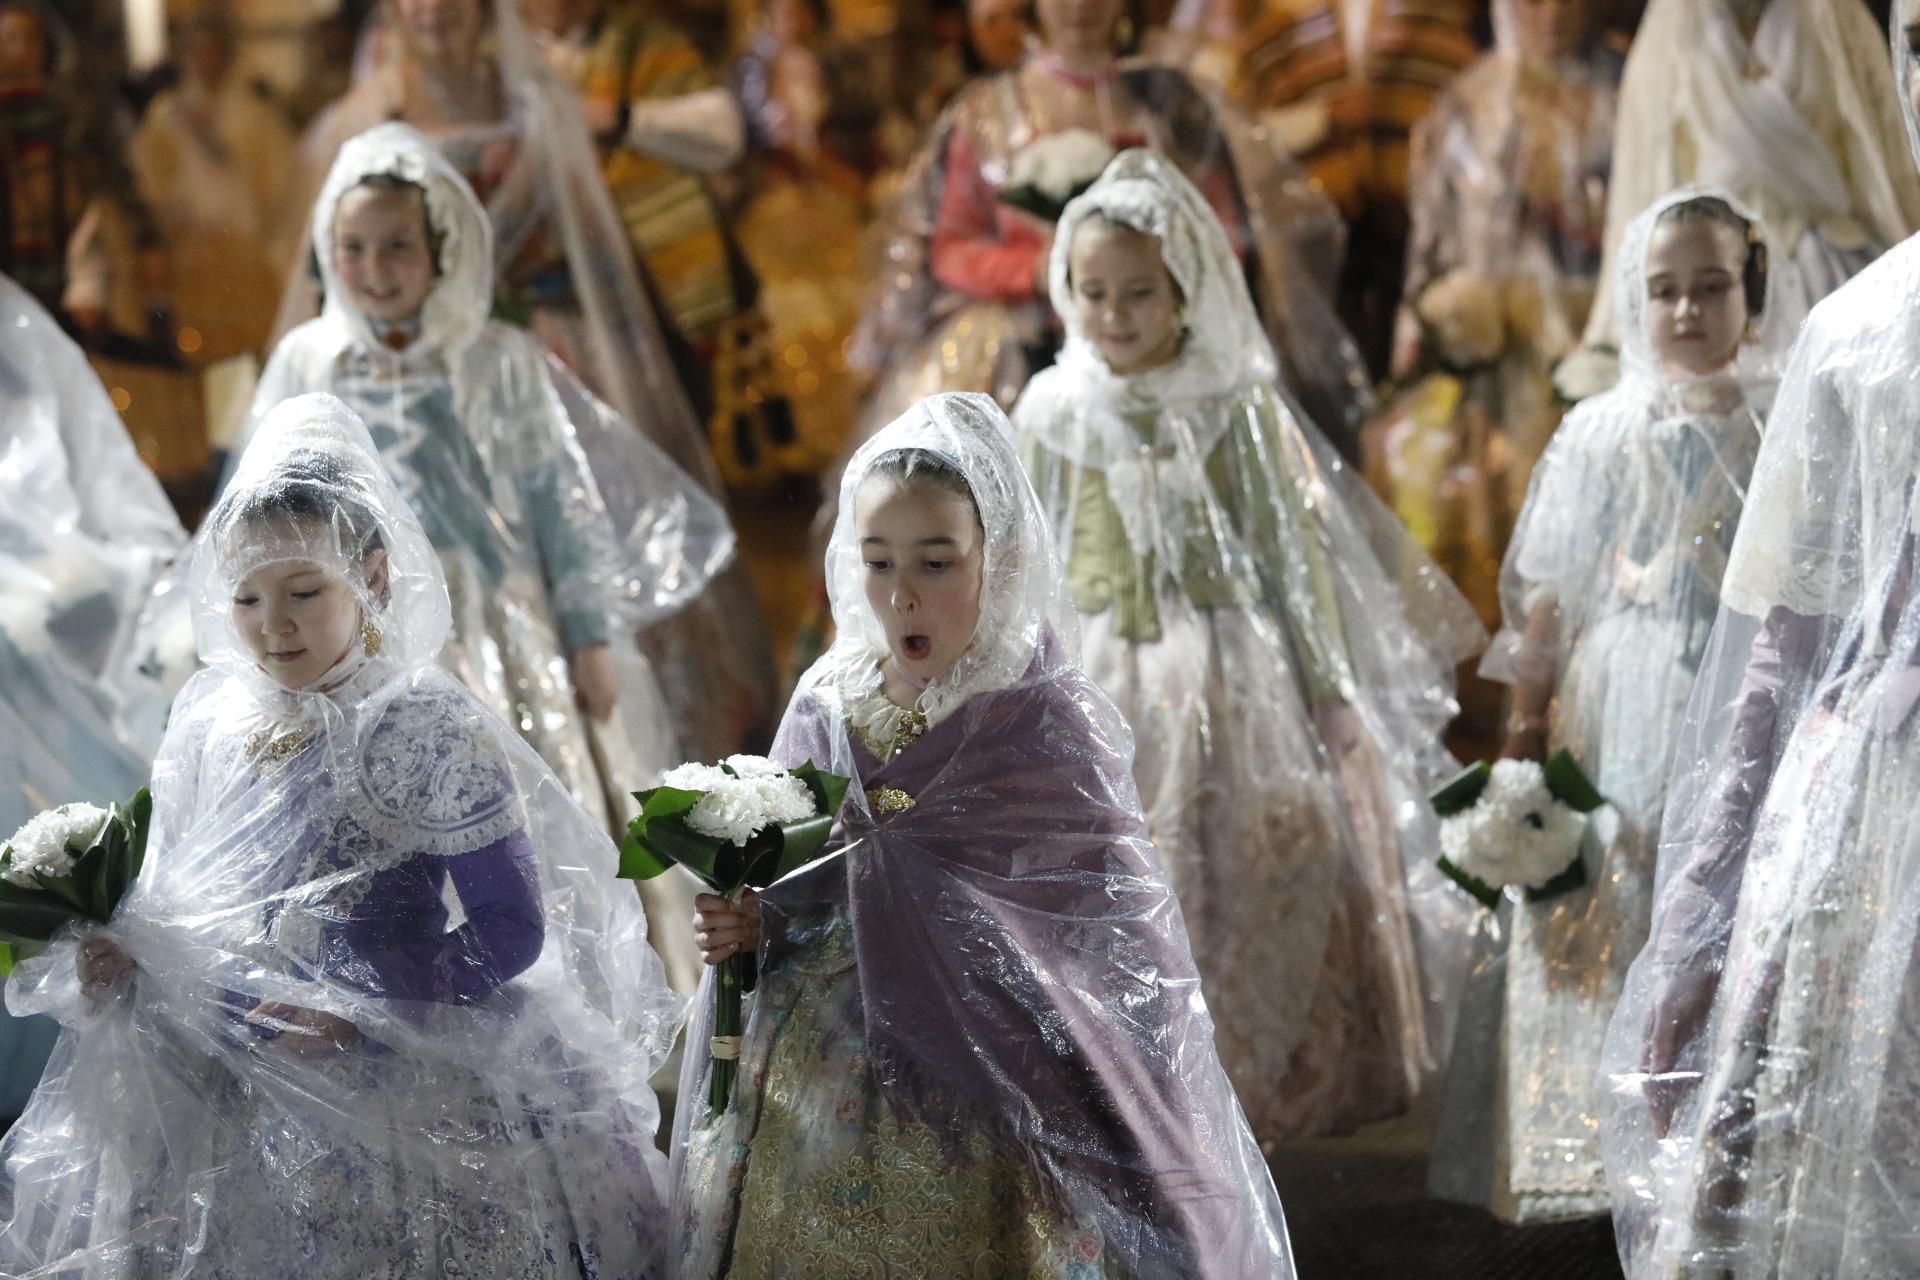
1507, 709, 1549, 736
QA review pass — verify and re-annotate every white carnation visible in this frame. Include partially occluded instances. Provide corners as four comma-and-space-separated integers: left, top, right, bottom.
1007, 129, 1117, 201
722, 754, 787, 779
1, 803, 111, 887
661, 761, 729, 793
1444, 759, 1587, 891
661, 761, 822, 848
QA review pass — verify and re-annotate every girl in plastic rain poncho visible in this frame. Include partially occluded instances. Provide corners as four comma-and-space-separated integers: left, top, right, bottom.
252, 121, 732, 988
1572, 0, 1920, 394
677, 392, 1297, 1279
0, 394, 683, 1279
290, 0, 777, 761
0, 272, 187, 1122
1594, 8, 1920, 1276
1428, 188, 1782, 1227
1010, 150, 1484, 1146
845, 0, 1369, 462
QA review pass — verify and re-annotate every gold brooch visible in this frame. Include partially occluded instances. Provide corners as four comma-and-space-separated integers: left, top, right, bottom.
865, 786, 916, 815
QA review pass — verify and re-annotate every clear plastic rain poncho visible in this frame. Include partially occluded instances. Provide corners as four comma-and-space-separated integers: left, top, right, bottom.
1012, 150, 1484, 1143
1580, 0, 1920, 361
288, 0, 776, 758
672, 392, 1296, 1278
1596, 10, 1920, 1272
0, 271, 185, 1122
250, 121, 728, 829
0, 394, 681, 1278
1429, 188, 1781, 1225
0, 270, 186, 759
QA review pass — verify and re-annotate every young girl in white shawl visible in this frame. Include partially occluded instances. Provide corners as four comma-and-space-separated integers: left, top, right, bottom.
0, 394, 681, 1278
1431, 188, 1781, 1225
1013, 150, 1484, 1143
678, 392, 1297, 1278
250, 122, 738, 983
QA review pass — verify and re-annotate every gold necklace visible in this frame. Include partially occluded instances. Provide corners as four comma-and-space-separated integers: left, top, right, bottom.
244, 728, 311, 769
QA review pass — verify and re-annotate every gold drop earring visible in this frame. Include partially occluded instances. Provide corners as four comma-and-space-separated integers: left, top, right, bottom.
362, 617, 384, 657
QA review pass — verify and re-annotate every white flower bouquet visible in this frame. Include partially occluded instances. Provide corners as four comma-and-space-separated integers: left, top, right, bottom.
619, 755, 851, 1113
0, 789, 151, 973
1416, 269, 1508, 371
1431, 753, 1604, 909
997, 129, 1118, 223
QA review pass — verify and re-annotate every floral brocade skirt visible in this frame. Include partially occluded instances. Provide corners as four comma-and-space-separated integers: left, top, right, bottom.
676, 920, 1105, 1280
1079, 605, 1421, 1144
26, 1037, 669, 1278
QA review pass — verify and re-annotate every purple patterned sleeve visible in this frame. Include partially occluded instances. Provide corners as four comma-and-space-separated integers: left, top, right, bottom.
436, 829, 547, 1002
341, 830, 547, 1004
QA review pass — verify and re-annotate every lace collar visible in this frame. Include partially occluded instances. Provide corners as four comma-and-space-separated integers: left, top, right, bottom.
842, 657, 952, 763
247, 650, 397, 734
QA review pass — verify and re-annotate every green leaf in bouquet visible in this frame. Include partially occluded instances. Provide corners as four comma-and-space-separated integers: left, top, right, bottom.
1524, 856, 1589, 904
791, 762, 852, 828
0, 942, 13, 977
1543, 749, 1606, 814
0, 881, 86, 945
26, 868, 87, 914
98, 788, 153, 914
616, 828, 673, 882
762, 813, 837, 886
1430, 760, 1493, 818
737, 827, 793, 891
100, 821, 133, 918
123, 787, 152, 890
77, 838, 117, 923
619, 786, 745, 891
994, 183, 1068, 224
1435, 854, 1502, 911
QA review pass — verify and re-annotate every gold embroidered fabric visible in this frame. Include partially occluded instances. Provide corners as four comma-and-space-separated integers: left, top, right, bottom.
847, 694, 929, 763
723, 956, 1104, 1280
675, 915, 1104, 1277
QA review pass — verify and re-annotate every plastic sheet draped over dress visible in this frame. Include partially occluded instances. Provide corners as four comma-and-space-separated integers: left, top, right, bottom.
1013, 151, 1483, 1142
0, 395, 682, 1278
1597, 13, 1920, 1273
0, 273, 186, 1121
1429, 188, 1780, 1226
286, 0, 777, 757
672, 393, 1296, 1279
